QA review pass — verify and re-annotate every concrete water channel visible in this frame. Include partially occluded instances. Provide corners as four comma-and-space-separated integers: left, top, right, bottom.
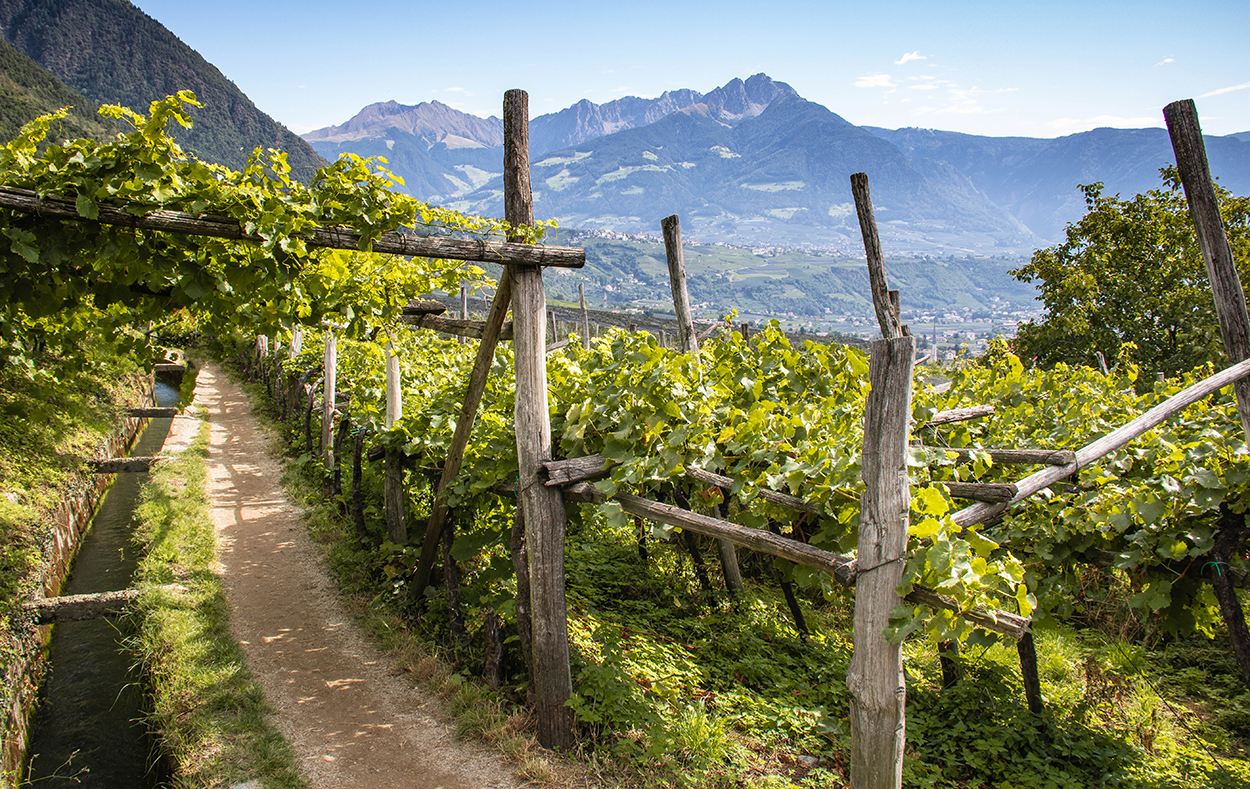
23, 380, 181, 788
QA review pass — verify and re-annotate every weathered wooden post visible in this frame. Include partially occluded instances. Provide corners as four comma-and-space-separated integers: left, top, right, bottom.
384, 340, 406, 544
507, 88, 574, 749
662, 213, 743, 595
321, 324, 338, 472
1165, 99, 1250, 687
848, 172, 913, 789
579, 282, 591, 347
459, 285, 469, 346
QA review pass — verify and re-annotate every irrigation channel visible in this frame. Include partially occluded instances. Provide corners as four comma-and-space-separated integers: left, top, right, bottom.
24, 380, 181, 788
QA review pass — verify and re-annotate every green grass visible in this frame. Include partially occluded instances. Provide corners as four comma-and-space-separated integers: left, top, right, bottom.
129, 412, 307, 789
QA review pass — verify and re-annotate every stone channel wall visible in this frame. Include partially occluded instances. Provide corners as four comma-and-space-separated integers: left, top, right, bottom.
1, 384, 154, 783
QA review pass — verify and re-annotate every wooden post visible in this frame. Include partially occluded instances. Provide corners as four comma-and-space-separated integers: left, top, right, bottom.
459, 285, 468, 346
413, 274, 515, 594
1017, 632, 1044, 713
506, 88, 574, 749
352, 432, 367, 538
849, 172, 912, 789
852, 173, 904, 340
579, 282, 591, 347
1164, 100, 1250, 444
384, 341, 406, 544
321, 326, 337, 471
1211, 506, 1250, 687
333, 412, 351, 499
848, 335, 915, 789
663, 213, 744, 593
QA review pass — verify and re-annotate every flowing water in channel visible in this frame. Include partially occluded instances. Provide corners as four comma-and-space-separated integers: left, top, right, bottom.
23, 380, 181, 788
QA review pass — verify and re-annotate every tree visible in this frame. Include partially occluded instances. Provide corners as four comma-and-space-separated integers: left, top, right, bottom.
1012, 168, 1250, 382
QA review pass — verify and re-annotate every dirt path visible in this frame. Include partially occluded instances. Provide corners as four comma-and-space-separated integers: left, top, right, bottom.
173, 362, 522, 789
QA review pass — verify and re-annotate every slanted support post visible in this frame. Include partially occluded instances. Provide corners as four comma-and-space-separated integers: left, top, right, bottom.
459, 285, 469, 345
1165, 99, 1250, 443
384, 341, 406, 544
506, 88, 574, 749
663, 213, 743, 595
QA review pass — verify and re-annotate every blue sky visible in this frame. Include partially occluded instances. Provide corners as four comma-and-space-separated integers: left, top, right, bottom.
132, 0, 1249, 139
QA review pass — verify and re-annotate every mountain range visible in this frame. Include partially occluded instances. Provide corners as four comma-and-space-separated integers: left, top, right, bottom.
0, 0, 325, 175
305, 75, 1250, 253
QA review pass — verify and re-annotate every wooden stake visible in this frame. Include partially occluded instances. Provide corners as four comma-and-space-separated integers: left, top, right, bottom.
1165, 99, 1250, 445
661, 215, 699, 355
459, 285, 468, 345
1017, 632, 1044, 713
322, 326, 337, 471
848, 335, 915, 789
579, 282, 591, 347
506, 88, 574, 749
384, 341, 406, 544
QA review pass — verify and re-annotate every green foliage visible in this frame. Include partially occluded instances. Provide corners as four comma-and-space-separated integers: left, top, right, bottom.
1012, 168, 1250, 382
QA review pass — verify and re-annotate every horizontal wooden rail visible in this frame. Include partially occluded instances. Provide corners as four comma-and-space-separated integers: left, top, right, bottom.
400, 313, 515, 340
0, 184, 586, 268
25, 584, 185, 624
954, 355, 1250, 528
943, 448, 1076, 466
88, 456, 163, 473
563, 481, 1027, 638
925, 405, 995, 428
942, 481, 1018, 503
126, 407, 178, 417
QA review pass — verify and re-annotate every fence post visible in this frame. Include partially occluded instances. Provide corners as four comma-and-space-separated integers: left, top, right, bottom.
506, 88, 574, 750
459, 285, 468, 346
384, 341, 406, 544
848, 172, 911, 789
579, 282, 591, 347
1165, 99, 1250, 688
321, 325, 337, 472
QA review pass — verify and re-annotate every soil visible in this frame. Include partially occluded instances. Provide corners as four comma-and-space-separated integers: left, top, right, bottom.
170, 362, 522, 789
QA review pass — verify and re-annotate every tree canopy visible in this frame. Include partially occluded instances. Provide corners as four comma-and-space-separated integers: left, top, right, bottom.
1012, 168, 1250, 381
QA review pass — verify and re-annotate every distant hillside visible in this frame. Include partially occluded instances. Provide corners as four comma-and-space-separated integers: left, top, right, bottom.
0, 0, 326, 174
865, 125, 1250, 239
0, 37, 111, 142
451, 95, 1036, 253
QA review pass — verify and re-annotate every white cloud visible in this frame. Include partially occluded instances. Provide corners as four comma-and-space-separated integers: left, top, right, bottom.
1156, 57, 1174, 66
1046, 115, 1161, 134
909, 84, 941, 90
855, 73, 898, 89
1200, 81, 1250, 98
895, 51, 926, 65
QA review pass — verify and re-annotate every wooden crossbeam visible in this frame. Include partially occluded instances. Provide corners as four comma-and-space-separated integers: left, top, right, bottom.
87, 456, 163, 473
400, 313, 515, 340
126, 407, 178, 417
943, 448, 1075, 466
561, 481, 1027, 638
0, 184, 586, 268
925, 405, 995, 428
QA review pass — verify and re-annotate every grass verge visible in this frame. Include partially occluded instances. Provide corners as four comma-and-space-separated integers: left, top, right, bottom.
129, 410, 307, 789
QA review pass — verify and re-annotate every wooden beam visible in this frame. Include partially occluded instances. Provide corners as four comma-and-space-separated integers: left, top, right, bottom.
1165, 99, 1250, 445
849, 335, 914, 789
943, 448, 1075, 466
954, 355, 1250, 528
851, 173, 903, 340
87, 456, 163, 473
543, 454, 615, 486
0, 184, 586, 268
564, 481, 1026, 638
413, 273, 515, 595
25, 585, 184, 624
506, 88, 573, 750
684, 464, 822, 514
925, 405, 995, 428
125, 407, 177, 418
400, 313, 515, 341
942, 481, 1017, 503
